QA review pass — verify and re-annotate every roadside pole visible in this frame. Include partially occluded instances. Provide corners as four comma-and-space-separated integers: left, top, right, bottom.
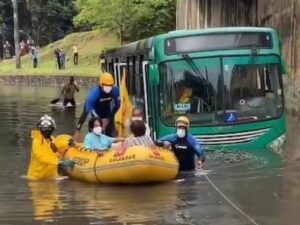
12, 0, 21, 68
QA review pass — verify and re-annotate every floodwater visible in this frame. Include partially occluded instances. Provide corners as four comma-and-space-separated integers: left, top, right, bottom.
0, 84, 299, 225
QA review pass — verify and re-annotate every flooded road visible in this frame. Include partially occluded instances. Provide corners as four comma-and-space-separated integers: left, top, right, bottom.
0, 84, 299, 225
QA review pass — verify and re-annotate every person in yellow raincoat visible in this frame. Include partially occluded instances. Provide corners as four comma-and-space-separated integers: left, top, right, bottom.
27, 115, 75, 180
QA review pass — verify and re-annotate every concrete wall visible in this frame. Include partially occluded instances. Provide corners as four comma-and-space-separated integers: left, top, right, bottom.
176, 0, 257, 29
176, 0, 300, 113
0, 75, 97, 87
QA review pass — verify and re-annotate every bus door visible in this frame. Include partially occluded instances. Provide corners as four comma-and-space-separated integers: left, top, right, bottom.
113, 62, 127, 87
142, 61, 156, 139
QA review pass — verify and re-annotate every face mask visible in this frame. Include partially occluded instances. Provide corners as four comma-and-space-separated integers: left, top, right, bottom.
93, 126, 102, 135
132, 117, 143, 121
176, 128, 186, 138
41, 130, 53, 139
103, 86, 112, 93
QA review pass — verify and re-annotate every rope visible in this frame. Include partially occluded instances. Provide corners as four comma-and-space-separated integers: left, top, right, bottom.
203, 173, 259, 225
93, 153, 102, 183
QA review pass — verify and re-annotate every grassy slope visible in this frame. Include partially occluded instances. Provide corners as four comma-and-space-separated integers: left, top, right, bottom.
0, 30, 119, 76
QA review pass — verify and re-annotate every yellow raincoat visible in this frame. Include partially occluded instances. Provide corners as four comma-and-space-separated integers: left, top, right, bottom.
27, 130, 59, 180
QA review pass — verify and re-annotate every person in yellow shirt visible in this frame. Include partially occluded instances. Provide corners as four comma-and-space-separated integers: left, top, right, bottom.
73, 43, 78, 65
27, 115, 75, 180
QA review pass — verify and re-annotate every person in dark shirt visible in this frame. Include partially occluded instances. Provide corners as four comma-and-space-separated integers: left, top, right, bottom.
74, 72, 120, 139
158, 116, 205, 171
61, 76, 79, 107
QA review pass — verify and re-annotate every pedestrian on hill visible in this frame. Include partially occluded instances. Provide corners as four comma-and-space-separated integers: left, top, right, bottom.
54, 48, 61, 69
73, 43, 78, 65
3, 41, 11, 59
32, 46, 39, 68
59, 49, 65, 69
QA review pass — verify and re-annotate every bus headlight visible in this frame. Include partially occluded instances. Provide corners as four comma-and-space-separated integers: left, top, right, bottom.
267, 133, 286, 155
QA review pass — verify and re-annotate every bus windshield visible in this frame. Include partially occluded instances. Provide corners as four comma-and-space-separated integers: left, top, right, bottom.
159, 56, 284, 126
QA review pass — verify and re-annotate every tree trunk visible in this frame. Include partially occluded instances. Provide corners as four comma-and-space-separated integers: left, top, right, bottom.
119, 18, 123, 45
12, 0, 21, 69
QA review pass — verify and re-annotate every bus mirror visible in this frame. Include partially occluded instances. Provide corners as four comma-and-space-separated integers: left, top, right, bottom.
149, 64, 158, 84
281, 57, 287, 75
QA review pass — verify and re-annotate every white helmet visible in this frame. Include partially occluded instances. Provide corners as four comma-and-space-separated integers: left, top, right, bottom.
37, 115, 56, 130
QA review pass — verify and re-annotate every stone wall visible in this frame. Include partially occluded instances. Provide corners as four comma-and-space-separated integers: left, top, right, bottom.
0, 75, 98, 87
176, 0, 257, 29
176, 0, 300, 114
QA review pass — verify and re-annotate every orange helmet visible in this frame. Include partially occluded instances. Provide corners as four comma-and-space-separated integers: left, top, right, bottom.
98, 72, 114, 86
175, 116, 190, 128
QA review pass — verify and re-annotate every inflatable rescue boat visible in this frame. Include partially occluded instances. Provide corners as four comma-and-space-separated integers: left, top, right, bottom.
55, 135, 179, 184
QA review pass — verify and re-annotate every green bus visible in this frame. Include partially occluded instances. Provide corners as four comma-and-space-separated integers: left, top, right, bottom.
103, 27, 286, 152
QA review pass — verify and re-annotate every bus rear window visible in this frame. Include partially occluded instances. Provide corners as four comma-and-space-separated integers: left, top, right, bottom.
165, 32, 272, 54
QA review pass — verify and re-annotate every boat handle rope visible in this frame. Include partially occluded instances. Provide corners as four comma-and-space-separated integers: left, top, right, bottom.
93, 154, 102, 183
203, 173, 259, 225
61, 146, 71, 158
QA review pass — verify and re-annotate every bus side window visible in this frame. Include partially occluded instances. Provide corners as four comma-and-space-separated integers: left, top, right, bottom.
124, 55, 147, 120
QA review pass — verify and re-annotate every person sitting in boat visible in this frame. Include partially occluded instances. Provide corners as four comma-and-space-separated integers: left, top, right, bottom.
61, 76, 79, 107
157, 116, 205, 171
83, 117, 124, 151
27, 115, 75, 180
126, 107, 150, 136
124, 120, 155, 148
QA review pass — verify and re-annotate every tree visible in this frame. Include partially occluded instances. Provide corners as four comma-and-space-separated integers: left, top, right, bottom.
1, 0, 76, 49
74, 0, 176, 43
74, 0, 136, 44
132, 0, 176, 40
28, 0, 77, 46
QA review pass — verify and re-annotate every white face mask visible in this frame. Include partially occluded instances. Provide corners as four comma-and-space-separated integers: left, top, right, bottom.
177, 128, 186, 138
132, 116, 143, 121
93, 126, 102, 135
103, 86, 112, 93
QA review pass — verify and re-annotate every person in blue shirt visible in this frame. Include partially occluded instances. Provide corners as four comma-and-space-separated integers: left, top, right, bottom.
75, 72, 120, 139
83, 117, 124, 151
158, 116, 205, 171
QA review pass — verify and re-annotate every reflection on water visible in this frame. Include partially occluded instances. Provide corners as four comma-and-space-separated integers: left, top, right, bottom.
28, 181, 61, 222
0, 84, 299, 225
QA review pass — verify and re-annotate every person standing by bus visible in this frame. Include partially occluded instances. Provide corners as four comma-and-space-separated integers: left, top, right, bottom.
125, 107, 150, 136
98, 50, 106, 71
74, 72, 120, 140
157, 116, 205, 171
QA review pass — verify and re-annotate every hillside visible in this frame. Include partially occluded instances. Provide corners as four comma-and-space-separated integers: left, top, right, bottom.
0, 31, 119, 76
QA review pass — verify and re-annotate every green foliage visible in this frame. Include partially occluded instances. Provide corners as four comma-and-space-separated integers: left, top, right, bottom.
0, 0, 77, 47
29, 0, 77, 46
74, 0, 176, 43
132, 0, 176, 40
